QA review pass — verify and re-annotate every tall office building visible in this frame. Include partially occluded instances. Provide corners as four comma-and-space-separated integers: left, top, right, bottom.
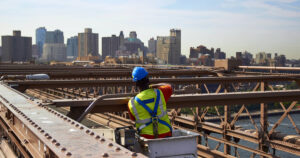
42, 43, 66, 62
32, 45, 39, 59
119, 31, 124, 47
41, 29, 66, 62
0, 47, 2, 59
156, 29, 181, 65
45, 30, 64, 44
190, 45, 214, 58
214, 48, 226, 59
240, 51, 253, 66
102, 35, 119, 58
274, 53, 286, 67
255, 52, 272, 65
129, 31, 137, 38
123, 31, 145, 55
236, 52, 242, 60
1, 31, 32, 62
78, 28, 99, 59
36, 27, 47, 57
66, 36, 78, 60
148, 38, 157, 55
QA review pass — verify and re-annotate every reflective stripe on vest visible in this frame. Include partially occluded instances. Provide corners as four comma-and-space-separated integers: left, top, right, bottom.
130, 89, 171, 132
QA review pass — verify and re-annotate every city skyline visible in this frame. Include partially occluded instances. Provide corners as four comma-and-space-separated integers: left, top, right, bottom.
0, 0, 300, 59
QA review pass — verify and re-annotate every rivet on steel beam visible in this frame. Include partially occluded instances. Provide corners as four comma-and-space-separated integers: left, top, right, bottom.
100, 138, 105, 142
80, 126, 84, 130
57, 114, 61, 116
61, 147, 66, 152
52, 139, 57, 143
108, 143, 113, 147
115, 147, 121, 151
90, 132, 94, 136
75, 124, 79, 127
60, 115, 63, 118
131, 152, 138, 157
34, 125, 38, 128
67, 119, 71, 122
55, 142, 60, 146
64, 117, 67, 120
95, 135, 100, 139
102, 153, 109, 157
66, 152, 72, 156
38, 127, 41, 130
86, 130, 90, 134
47, 136, 52, 139
45, 133, 49, 137
23, 139, 28, 144
41, 130, 45, 133
71, 122, 75, 125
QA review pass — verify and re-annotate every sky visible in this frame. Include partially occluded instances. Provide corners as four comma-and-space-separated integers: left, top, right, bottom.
0, 0, 300, 59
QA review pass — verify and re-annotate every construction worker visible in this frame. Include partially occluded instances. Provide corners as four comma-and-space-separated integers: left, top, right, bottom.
128, 67, 173, 139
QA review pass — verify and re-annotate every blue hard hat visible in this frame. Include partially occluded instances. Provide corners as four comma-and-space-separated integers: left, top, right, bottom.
132, 67, 148, 82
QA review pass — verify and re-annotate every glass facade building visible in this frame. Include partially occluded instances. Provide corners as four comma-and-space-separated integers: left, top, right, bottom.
36, 27, 47, 57
66, 36, 78, 59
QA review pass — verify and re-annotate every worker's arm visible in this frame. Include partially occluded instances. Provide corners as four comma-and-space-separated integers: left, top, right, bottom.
153, 83, 173, 102
150, 83, 171, 89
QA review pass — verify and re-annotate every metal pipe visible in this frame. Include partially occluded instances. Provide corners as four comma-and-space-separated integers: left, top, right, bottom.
76, 93, 136, 122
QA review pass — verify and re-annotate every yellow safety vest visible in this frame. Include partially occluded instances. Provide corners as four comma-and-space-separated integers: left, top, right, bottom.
128, 88, 172, 137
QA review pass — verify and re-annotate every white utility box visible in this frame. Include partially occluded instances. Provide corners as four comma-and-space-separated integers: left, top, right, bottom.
139, 129, 199, 158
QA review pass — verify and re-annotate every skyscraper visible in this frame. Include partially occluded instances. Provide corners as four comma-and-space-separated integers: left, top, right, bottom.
255, 52, 272, 66
41, 29, 66, 62
32, 45, 39, 59
129, 31, 137, 38
0, 47, 2, 59
119, 31, 124, 47
78, 28, 99, 59
102, 35, 119, 58
148, 38, 157, 55
189, 45, 214, 58
66, 36, 78, 60
123, 31, 145, 55
236, 52, 242, 60
42, 43, 66, 62
36, 27, 47, 57
214, 48, 226, 59
1, 31, 32, 62
45, 30, 64, 44
156, 29, 181, 65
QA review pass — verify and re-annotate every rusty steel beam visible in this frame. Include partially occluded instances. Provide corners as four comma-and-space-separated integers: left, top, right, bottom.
239, 66, 300, 71
7, 75, 300, 90
32, 87, 300, 156
51, 90, 300, 113
197, 145, 236, 158
0, 69, 217, 78
0, 83, 146, 158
